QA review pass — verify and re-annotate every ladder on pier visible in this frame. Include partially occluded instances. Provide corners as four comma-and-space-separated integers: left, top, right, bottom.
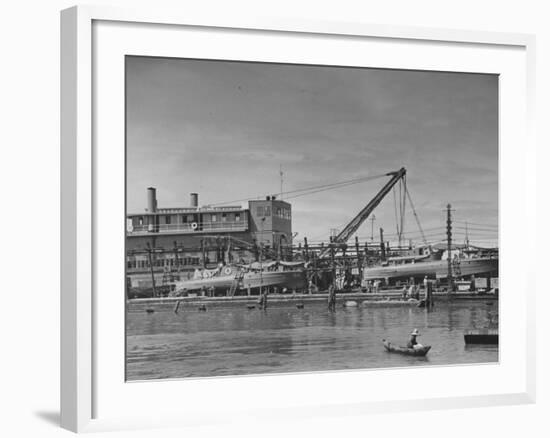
228, 269, 245, 297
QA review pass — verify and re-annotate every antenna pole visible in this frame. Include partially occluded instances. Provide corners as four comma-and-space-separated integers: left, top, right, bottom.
279, 164, 283, 200
446, 204, 454, 293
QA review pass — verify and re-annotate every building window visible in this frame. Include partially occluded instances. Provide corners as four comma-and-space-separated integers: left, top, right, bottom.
235, 213, 241, 221
222, 213, 227, 222
138, 217, 143, 226
211, 214, 217, 222
165, 215, 171, 225
256, 206, 271, 217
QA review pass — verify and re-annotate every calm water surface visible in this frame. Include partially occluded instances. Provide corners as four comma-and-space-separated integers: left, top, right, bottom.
126, 300, 498, 380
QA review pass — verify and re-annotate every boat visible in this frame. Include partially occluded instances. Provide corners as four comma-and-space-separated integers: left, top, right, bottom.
363, 245, 498, 283
382, 339, 431, 356
171, 261, 307, 295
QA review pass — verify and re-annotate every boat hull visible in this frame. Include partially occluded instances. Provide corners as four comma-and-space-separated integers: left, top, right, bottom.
383, 340, 431, 356
173, 269, 307, 292
364, 257, 498, 281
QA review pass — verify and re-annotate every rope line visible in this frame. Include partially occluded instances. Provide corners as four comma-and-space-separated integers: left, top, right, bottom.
206, 173, 388, 206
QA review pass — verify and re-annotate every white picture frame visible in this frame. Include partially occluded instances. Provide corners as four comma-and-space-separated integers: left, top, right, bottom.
60, 5, 536, 433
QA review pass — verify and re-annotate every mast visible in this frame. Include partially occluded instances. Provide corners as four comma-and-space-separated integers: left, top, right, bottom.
279, 164, 283, 200
446, 203, 454, 292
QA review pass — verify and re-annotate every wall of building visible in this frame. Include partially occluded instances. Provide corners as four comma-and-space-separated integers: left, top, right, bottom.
127, 231, 256, 251
248, 199, 292, 248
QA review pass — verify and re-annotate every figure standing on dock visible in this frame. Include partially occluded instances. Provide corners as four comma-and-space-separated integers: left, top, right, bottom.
414, 284, 420, 300
258, 288, 268, 310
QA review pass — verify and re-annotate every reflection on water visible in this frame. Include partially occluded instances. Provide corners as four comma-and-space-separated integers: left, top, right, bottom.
126, 301, 498, 380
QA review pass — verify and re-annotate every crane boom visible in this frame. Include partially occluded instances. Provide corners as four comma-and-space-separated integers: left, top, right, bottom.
318, 167, 407, 258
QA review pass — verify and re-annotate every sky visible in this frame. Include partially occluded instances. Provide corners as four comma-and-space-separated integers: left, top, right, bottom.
126, 56, 498, 247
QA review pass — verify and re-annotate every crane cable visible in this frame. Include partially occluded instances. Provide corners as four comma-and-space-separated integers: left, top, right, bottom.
392, 186, 400, 244
400, 177, 407, 245
207, 173, 388, 206
405, 184, 428, 246
392, 178, 408, 246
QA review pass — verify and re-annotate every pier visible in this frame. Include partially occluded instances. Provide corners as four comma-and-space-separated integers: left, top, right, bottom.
128, 289, 497, 312
126, 170, 498, 300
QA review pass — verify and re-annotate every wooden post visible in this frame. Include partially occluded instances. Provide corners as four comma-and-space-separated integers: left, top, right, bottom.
426, 280, 433, 308
173, 241, 180, 273
330, 243, 336, 289
312, 251, 318, 288
304, 237, 309, 262
379, 228, 386, 260
355, 236, 362, 281
252, 238, 259, 262
146, 242, 157, 298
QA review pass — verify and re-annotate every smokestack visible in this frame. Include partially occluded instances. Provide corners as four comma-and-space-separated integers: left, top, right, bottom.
147, 187, 157, 212
190, 193, 198, 208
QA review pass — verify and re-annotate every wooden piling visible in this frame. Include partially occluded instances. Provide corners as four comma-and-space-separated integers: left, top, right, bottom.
146, 242, 157, 298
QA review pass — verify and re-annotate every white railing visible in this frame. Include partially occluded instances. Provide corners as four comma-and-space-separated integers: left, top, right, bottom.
127, 219, 248, 235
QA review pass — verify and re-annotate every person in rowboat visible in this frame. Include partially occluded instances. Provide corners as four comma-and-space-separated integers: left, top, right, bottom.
407, 328, 422, 349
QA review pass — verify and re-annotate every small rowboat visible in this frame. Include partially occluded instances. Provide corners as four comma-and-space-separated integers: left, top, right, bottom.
382, 339, 431, 356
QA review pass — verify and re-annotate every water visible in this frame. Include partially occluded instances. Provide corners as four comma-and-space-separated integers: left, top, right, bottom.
126, 300, 498, 380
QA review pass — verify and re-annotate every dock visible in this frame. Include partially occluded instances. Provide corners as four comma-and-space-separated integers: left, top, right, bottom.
128, 289, 497, 312
464, 329, 499, 345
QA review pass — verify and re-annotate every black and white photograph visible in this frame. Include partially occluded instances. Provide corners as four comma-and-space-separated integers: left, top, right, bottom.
125, 56, 499, 381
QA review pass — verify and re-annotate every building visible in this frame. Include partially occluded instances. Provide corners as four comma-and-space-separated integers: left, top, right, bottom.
126, 188, 292, 287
